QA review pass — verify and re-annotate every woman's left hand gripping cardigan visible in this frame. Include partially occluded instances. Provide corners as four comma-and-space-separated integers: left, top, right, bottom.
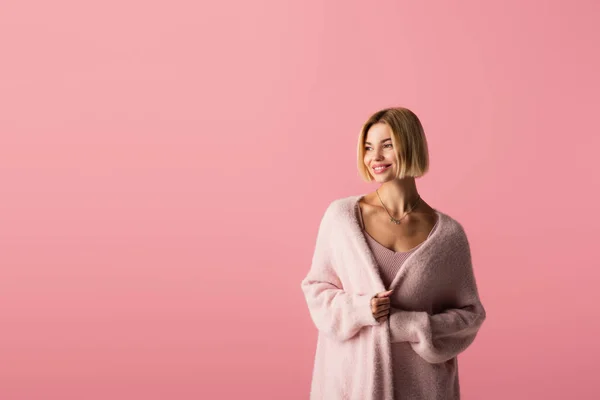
300, 195, 486, 400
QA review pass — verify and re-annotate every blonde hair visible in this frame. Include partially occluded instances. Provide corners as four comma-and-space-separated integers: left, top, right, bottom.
357, 107, 430, 182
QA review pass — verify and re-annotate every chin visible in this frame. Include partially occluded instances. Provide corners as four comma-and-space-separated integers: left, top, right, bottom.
372, 175, 390, 183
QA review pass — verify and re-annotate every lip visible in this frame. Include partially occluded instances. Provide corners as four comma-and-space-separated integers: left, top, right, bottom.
372, 164, 391, 174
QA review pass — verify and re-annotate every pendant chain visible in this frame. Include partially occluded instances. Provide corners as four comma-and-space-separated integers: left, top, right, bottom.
376, 189, 421, 225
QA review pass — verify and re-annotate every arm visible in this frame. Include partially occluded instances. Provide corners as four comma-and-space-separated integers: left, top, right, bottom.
300, 205, 379, 342
389, 303, 486, 364
388, 231, 486, 364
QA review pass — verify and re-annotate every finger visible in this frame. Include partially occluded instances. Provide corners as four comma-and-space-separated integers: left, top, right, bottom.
374, 301, 390, 308
374, 309, 390, 319
371, 302, 384, 313
376, 316, 387, 323
375, 290, 393, 298
376, 303, 390, 312
373, 314, 389, 319
376, 297, 390, 305
373, 301, 389, 311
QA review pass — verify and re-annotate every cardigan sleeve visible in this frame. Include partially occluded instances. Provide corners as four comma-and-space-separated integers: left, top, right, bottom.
388, 228, 486, 364
301, 204, 379, 342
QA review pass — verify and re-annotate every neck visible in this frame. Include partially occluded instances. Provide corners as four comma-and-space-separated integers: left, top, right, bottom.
376, 178, 420, 214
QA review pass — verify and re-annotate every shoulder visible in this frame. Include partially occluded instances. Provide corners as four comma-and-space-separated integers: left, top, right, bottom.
323, 194, 361, 220
314, 194, 362, 232
311, 196, 360, 243
436, 210, 465, 232
434, 210, 471, 250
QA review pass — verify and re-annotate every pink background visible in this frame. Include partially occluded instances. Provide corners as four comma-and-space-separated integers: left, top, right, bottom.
1, 1, 599, 399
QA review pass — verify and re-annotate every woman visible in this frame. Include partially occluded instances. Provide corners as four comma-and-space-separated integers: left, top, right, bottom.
300, 107, 486, 400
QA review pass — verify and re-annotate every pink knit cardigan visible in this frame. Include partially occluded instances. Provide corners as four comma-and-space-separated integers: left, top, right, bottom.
301, 195, 486, 400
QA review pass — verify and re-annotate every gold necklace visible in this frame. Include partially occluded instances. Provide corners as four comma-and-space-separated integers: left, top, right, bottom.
376, 189, 421, 225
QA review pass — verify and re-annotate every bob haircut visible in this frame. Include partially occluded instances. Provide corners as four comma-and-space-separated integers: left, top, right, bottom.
357, 107, 430, 182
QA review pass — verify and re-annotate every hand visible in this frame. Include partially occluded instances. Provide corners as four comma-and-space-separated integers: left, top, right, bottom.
371, 290, 393, 322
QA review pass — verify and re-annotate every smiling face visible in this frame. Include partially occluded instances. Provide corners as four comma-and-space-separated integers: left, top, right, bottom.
357, 107, 430, 183
363, 122, 398, 182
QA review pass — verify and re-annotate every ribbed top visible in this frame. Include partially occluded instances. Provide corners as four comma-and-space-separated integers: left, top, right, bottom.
357, 204, 439, 289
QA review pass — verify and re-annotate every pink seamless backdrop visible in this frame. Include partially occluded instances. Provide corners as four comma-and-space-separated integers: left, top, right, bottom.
1, 1, 599, 399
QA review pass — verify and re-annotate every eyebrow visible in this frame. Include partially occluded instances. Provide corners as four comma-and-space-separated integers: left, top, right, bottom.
365, 138, 392, 145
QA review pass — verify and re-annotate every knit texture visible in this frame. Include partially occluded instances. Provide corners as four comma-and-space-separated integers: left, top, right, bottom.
301, 194, 486, 400
358, 202, 439, 290
360, 201, 452, 399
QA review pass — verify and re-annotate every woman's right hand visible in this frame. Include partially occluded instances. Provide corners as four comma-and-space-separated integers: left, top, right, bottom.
371, 290, 393, 322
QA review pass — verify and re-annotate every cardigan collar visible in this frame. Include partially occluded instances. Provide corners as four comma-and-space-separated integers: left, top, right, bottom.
343, 194, 446, 292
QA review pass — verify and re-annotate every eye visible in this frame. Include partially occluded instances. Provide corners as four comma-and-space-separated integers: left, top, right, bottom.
384, 143, 393, 148
365, 146, 372, 151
